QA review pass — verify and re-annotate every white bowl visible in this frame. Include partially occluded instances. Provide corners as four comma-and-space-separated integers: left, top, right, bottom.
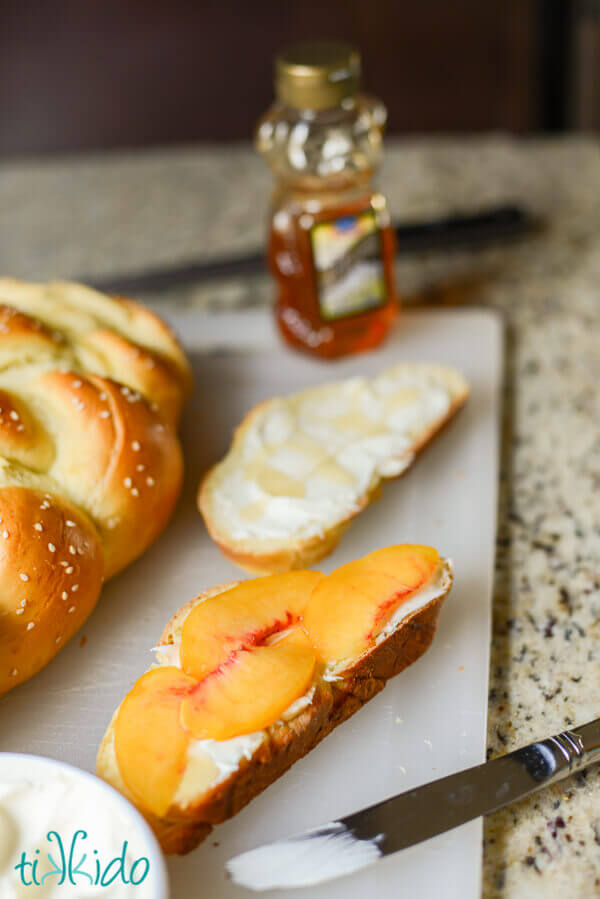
0, 752, 169, 898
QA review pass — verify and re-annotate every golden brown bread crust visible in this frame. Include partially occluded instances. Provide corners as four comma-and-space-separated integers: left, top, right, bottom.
0, 278, 192, 695
0, 486, 104, 689
97, 565, 451, 854
205, 519, 356, 576
198, 372, 468, 574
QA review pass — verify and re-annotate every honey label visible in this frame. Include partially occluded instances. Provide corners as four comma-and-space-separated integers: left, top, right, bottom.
310, 209, 387, 320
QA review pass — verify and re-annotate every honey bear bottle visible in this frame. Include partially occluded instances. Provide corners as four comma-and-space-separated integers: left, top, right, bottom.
256, 41, 399, 359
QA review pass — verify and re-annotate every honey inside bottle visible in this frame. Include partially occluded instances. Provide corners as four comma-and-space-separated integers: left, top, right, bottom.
257, 41, 399, 359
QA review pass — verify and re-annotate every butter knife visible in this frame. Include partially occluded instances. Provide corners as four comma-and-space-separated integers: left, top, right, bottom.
89, 205, 531, 294
226, 718, 600, 891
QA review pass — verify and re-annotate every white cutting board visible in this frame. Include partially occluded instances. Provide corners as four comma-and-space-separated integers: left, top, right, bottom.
0, 308, 502, 899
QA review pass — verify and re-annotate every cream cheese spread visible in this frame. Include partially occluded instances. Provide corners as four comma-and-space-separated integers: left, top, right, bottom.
0, 762, 158, 899
207, 365, 465, 542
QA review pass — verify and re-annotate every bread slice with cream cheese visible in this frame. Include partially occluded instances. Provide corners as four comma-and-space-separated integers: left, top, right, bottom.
198, 363, 468, 573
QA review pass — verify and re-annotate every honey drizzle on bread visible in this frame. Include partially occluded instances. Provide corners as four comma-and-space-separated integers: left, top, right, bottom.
199, 364, 469, 573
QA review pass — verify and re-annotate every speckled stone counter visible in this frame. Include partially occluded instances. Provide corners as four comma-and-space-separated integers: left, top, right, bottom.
2, 136, 600, 896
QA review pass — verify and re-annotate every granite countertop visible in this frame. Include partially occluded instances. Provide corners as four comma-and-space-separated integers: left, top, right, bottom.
2, 136, 600, 896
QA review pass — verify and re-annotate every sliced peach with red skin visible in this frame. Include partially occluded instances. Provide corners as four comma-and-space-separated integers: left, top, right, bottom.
302, 544, 440, 664
114, 667, 196, 817
180, 627, 316, 741
180, 570, 323, 681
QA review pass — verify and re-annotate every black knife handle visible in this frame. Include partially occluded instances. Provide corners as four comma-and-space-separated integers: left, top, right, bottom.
393, 204, 531, 253
89, 204, 532, 295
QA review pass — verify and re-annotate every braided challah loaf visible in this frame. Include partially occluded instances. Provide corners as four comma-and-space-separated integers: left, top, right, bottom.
0, 278, 192, 695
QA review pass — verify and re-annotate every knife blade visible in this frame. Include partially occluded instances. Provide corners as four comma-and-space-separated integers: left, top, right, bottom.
226, 717, 600, 891
88, 204, 532, 295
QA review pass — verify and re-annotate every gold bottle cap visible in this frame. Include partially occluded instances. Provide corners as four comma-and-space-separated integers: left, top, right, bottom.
275, 41, 361, 111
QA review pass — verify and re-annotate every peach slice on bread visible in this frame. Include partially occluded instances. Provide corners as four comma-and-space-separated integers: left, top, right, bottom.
181, 627, 317, 740
115, 571, 321, 811
179, 571, 321, 738
302, 545, 441, 666
101, 544, 452, 853
180, 571, 323, 681
114, 667, 197, 818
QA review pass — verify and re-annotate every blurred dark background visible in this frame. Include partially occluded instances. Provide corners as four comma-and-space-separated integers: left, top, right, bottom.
0, 0, 597, 157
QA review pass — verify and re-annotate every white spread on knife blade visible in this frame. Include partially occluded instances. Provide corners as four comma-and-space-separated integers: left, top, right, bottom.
226, 822, 384, 891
